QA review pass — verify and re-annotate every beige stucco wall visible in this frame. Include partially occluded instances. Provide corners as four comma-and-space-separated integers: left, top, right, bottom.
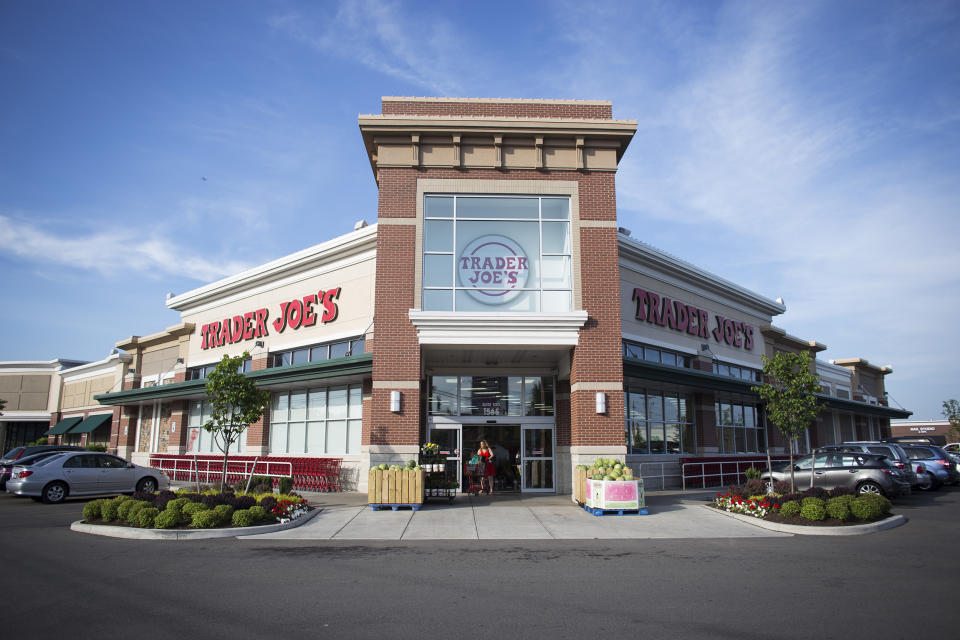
61, 373, 116, 410
620, 268, 770, 367
181, 257, 376, 365
0, 374, 52, 412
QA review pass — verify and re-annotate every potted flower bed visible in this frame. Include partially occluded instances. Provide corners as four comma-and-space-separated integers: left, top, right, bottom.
80, 489, 310, 530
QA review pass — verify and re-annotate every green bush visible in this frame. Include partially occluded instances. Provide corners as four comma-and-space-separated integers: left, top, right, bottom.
826, 496, 853, 521
779, 500, 801, 517
214, 504, 235, 525
190, 510, 220, 529
154, 509, 180, 529
101, 498, 123, 522
84, 443, 108, 452
136, 507, 159, 528
114, 494, 132, 503
120, 500, 150, 523
850, 494, 891, 520
182, 501, 209, 518
277, 477, 293, 495
744, 467, 762, 481
82, 499, 108, 522
248, 505, 268, 523
800, 499, 826, 521
231, 509, 256, 527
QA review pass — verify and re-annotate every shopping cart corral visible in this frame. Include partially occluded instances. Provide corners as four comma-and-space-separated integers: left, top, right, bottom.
148, 454, 344, 492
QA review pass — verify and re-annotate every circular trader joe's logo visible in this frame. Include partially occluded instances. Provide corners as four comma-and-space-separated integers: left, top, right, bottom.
457, 235, 530, 304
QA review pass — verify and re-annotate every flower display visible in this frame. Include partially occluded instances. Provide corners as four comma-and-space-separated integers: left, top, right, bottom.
714, 493, 772, 519
271, 496, 309, 524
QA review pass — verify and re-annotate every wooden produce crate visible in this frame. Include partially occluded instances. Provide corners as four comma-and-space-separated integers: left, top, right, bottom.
368, 468, 424, 506
573, 467, 588, 504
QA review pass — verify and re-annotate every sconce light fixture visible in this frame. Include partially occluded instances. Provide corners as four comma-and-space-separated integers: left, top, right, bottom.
595, 392, 607, 414
390, 390, 402, 413
254, 340, 265, 348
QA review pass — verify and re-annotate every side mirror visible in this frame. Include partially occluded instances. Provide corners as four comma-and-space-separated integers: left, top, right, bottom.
126, 463, 135, 469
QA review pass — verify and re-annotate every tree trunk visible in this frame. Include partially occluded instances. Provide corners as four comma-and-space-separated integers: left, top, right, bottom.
789, 438, 796, 493
766, 446, 774, 494
220, 439, 231, 494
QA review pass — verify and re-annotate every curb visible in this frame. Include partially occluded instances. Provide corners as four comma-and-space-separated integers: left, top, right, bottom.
702, 504, 906, 535
69, 507, 323, 540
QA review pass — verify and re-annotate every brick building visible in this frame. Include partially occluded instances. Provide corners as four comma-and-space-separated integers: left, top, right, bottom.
47, 96, 910, 493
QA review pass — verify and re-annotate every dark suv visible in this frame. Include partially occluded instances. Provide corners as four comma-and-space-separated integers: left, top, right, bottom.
0, 445, 83, 488
819, 441, 918, 489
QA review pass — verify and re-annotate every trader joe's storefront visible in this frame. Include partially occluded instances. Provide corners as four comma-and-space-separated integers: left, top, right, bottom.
425, 374, 556, 494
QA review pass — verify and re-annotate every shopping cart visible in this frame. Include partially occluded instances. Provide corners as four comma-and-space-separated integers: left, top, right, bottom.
464, 462, 484, 496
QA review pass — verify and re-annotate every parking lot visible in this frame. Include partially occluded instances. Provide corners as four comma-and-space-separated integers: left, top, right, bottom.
2, 485, 958, 639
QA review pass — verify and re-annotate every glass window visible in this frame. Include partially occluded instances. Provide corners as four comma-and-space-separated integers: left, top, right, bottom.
625, 389, 694, 455
423, 195, 571, 312
310, 345, 329, 361
269, 384, 363, 454
308, 390, 326, 420
329, 341, 349, 359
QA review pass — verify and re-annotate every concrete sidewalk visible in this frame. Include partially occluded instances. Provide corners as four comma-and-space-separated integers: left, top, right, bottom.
239, 489, 792, 541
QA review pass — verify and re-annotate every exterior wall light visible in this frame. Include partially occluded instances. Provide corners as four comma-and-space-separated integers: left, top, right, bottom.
390, 390, 402, 413
595, 392, 607, 414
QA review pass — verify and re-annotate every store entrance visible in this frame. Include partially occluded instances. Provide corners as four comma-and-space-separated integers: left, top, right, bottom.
462, 424, 522, 493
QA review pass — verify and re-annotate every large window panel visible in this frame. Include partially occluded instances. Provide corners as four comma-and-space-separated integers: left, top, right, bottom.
456, 196, 539, 219
269, 384, 363, 454
423, 254, 454, 287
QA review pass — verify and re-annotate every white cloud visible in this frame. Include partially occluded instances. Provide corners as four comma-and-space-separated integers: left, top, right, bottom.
269, 0, 467, 95
0, 215, 250, 282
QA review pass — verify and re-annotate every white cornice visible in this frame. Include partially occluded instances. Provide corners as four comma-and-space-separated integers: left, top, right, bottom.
166, 224, 378, 313
61, 353, 131, 382
409, 311, 588, 346
618, 234, 786, 318
0, 359, 87, 373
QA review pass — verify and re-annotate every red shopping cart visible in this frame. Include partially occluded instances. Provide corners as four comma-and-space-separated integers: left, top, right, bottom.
464, 462, 484, 496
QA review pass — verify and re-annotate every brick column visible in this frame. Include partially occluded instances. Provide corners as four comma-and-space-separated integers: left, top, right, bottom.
117, 405, 138, 459
166, 400, 189, 454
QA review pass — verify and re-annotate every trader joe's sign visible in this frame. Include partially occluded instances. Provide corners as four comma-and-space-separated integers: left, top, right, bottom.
199, 287, 341, 350
631, 287, 755, 351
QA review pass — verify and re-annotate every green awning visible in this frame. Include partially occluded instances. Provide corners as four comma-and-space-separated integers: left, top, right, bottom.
68, 413, 113, 434
44, 416, 83, 436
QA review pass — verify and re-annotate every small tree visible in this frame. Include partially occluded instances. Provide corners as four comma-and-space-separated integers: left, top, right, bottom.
203, 351, 270, 493
751, 350, 822, 492
942, 399, 960, 442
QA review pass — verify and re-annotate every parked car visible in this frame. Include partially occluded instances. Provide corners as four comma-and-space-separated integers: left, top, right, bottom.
901, 445, 960, 490
0, 450, 82, 489
1, 444, 83, 465
760, 451, 911, 497
819, 441, 919, 488
5, 452, 169, 504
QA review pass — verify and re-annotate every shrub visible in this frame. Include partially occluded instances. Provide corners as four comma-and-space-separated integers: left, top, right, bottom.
801, 486, 830, 501
214, 504, 235, 525
136, 507, 159, 528
781, 492, 804, 505
258, 496, 278, 514
727, 484, 744, 497
744, 467, 762, 481
772, 480, 791, 494
131, 490, 156, 503
190, 510, 221, 529
801, 496, 824, 508
101, 498, 123, 523
154, 490, 177, 511
154, 509, 180, 529
826, 496, 853, 521
779, 500, 801, 517
828, 486, 855, 498
247, 505, 269, 523
801, 500, 827, 521
114, 494, 132, 503
124, 500, 151, 524
850, 494, 891, 520
277, 477, 293, 494
82, 499, 108, 522
84, 443, 108, 452
230, 495, 257, 510
182, 501, 209, 518
232, 509, 257, 527
743, 479, 765, 497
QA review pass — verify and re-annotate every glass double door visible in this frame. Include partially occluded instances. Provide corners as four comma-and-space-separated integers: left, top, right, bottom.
429, 423, 554, 493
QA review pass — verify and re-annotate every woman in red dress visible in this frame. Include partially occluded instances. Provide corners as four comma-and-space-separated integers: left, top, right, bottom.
477, 440, 495, 495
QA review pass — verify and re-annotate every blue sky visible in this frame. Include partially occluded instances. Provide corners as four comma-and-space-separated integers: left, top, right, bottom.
1, 0, 958, 420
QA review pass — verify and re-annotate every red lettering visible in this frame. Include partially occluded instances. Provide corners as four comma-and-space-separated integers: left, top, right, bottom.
745, 325, 754, 350
287, 299, 303, 330
632, 288, 648, 322
273, 302, 289, 333
302, 295, 318, 327
647, 292, 660, 323
255, 308, 269, 338
242, 312, 255, 340
495, 256, 505, 269
663, 297, 676, 329
712, 315, 725, 342
219, 319, 230, 346
724, 319, 736, 345
733, 321, 745, 348
200, 323, 209, 350
518, 257, 528, 269
687, 305, 700, 335
674, 302, 688, 333
471, 257, 481, 269
231, 316, 244, 344
321, 287, 341, 323
698, 310, 710, 339
507, 272, 517, 285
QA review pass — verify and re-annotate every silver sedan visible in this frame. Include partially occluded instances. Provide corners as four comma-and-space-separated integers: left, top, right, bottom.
5, 452, 169, 504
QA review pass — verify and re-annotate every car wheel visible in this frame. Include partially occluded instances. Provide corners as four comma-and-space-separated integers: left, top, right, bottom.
41, 481, 68, 504
917, 472, 934, 491
136, 477, 158, 493
928, 473, 942, 491
857, 481, 885, 497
